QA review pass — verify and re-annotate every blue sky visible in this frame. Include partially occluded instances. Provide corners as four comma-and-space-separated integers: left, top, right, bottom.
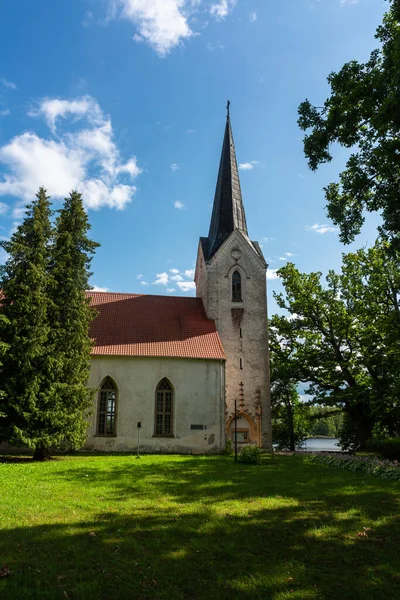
0, 0, 387, 314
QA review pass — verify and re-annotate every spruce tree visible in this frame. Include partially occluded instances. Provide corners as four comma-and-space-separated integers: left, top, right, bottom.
48, 190, 99, 453
0, 188, 54, 459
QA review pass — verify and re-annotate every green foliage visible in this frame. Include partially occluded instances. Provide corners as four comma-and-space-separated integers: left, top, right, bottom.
308, 406, 343, 437
0, 188, 53, 453
0, 314, 9, 423
222, 437, 233, 455
48, 191, 99, 452
238, 444, 262, 465
310, 453, 400, 482
271, 240, 400, 450
270, 326, 311, 450
298, 0, 400, 244
0, 189, 98, 459
366, 438, 400, 460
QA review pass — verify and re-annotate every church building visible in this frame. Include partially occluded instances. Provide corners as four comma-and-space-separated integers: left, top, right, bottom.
85, 107, 272, 453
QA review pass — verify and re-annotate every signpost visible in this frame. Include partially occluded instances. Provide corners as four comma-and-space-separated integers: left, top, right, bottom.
234, 398, 238, 463
136, 422, 141, 459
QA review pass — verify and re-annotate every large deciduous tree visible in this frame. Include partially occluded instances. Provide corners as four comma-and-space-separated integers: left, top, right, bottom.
298, 0, 400, 244
271, 240, 400, 450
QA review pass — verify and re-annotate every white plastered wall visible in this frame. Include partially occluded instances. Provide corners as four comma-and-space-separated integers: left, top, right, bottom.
86, 356, 225, 453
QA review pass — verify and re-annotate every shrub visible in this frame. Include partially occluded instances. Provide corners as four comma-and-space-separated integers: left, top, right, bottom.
309, 453, 400, 482
365, 438, 400, 461
222, 438, 233, 456
238, 444, 262, 465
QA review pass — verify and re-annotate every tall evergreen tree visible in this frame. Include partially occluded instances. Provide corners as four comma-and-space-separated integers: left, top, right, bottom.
0, 315, 10, 433
48, 190, 99, 453
0, 188, 54, 458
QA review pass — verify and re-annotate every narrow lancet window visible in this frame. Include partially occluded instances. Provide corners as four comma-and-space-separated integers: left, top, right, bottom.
155, 378, 174, 436
232, 270, 242, 302
97, 377, 117, 436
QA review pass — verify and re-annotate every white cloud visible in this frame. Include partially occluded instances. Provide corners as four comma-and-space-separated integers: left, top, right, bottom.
28, 95, 103, 134
239, 160, 260, 171
184, 269, 195, 279
110, 0, 193, 56
12, 206, 26, 219
249, 12, 257, 22
0, 201, 8, 215
206, 41, 224, 51
140, 280, 150, 286
0, 109, 10, 117
0, 248, 8, 265
174, 200, 186, 210
166, 288, 176, 293
210, 0, 236, 20
169, 268, 179, 274
278, 256, 287, 261
187, 129, 196, 134
267, 269, 280, 280
91, 285, 109, 292
1, 78, 17, 90
153, 272, 169, 285
137, 274, 144, 279
307, 223, 338, 235
170, 274, 184, 281
284, 252, 296, 257
170, 162, 179, 172
0, 96, 141, 211
340, 0, 359, 5
177, 280, 196, 292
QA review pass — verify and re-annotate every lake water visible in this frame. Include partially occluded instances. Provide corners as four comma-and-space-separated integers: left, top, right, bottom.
297, 437, 342, 452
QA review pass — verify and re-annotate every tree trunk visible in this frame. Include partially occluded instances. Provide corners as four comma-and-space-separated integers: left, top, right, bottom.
33, 445, 51, 461
286, 399, 295, 451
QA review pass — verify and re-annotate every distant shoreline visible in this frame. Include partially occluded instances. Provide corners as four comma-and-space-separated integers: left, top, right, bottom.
306, 435, 337, 440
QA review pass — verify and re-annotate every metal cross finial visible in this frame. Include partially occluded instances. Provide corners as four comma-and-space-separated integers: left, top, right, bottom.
226, 99, 230, 117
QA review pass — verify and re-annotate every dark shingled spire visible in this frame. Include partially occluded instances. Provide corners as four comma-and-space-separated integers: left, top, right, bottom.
204, 102, 248, 260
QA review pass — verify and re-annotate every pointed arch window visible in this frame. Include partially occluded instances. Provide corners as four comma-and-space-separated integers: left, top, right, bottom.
97, 377, 117, 436
154, 378, 174, 437
232, 270, 242, 302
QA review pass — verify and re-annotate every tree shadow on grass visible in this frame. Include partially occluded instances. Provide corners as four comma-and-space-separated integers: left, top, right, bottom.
1, 455, 399, 600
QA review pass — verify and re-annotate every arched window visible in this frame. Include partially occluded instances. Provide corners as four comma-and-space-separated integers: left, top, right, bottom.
97, 377, 117, 436
155, 378, 174, 436
232, 270, 242, 302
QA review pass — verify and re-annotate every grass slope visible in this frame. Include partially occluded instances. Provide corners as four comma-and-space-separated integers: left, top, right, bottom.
0, 454, 399, 600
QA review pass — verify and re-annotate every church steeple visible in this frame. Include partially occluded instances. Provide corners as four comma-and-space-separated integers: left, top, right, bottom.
205, 102, 248, 260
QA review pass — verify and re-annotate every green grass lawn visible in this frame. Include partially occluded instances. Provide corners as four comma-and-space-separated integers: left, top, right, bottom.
0, 454, 399, 600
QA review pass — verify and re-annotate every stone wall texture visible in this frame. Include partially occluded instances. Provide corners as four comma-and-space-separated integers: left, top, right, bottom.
195, 230, 272, 449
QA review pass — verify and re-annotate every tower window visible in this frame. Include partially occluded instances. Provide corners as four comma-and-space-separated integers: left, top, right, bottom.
240, 358, 243, 370
232, 270, 242, 302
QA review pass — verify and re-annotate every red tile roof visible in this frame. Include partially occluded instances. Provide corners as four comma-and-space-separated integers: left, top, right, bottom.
87, 292, 226, 360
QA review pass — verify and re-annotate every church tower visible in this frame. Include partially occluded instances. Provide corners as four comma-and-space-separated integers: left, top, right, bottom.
195, 103, 272, 449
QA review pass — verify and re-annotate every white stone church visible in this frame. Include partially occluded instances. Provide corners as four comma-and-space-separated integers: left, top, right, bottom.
85, 108, 271, 453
